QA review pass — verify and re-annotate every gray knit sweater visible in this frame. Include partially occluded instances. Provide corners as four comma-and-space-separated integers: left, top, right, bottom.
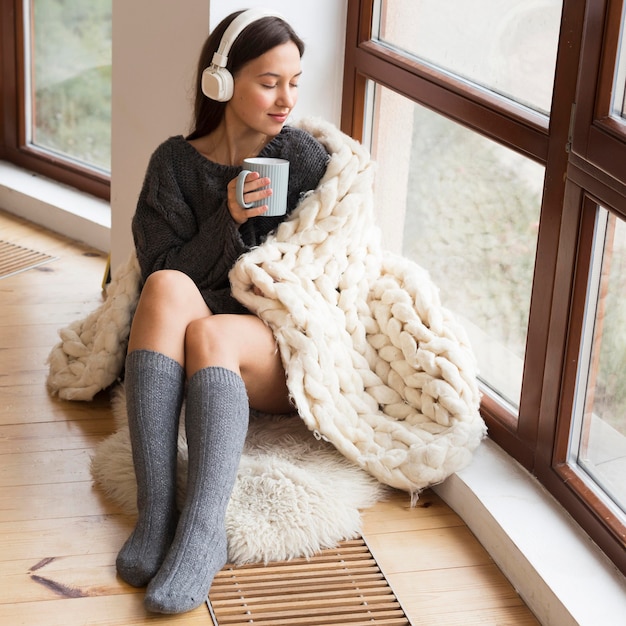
132, 126, 329, 314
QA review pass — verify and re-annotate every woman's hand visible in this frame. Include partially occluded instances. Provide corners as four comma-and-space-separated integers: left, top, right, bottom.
227, 172, 273, 225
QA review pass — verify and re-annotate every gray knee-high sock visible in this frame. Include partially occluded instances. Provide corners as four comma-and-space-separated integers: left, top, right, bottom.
144, 366, 248, 614
116, 349, 185, 587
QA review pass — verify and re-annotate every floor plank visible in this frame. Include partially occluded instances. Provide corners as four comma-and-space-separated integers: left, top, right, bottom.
0, 515, 129, 564
0, 594, 211, 626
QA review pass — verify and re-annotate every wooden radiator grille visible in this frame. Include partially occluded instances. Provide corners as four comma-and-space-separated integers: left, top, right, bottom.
208, 538, 410, 625
0, 240, 56, 279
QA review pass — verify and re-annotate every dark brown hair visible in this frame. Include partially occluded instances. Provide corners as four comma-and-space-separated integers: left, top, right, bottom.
187, 10, 305, 140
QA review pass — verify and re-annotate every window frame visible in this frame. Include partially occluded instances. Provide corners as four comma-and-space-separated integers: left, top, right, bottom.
342, 0, 626, 575
0, 0, 110, 200
572, 0, 626, 192
543, 191, 626, 563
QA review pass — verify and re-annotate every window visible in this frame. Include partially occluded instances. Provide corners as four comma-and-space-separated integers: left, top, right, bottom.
570, 208, 626, 518
0, 0, 111, 199
343, 0, 626, 574
614, 7, 626, 120
373, 0, 561, 114
367, 86, 543, 412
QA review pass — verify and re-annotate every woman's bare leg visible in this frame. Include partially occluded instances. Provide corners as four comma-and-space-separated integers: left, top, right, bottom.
128, 272, 290, 412
117, 270, 212, 587
185, 314, 292, 414
145, 314, 292, 613
128, 269, 212, 363
120, 269, 294, 610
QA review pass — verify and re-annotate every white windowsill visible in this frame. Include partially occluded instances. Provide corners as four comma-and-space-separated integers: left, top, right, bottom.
2, 163, 625, 625
434, 439, 626, 626
0, 160, 110, 252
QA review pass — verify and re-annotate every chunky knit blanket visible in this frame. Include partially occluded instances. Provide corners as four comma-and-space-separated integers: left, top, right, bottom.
47, 118, 486, 495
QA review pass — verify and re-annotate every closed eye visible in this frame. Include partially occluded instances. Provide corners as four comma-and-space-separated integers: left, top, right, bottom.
261, 82, 299, 90
258, 70, 302, 90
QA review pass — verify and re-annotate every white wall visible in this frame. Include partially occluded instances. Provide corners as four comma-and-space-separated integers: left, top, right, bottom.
110, 0, 347, 268
110, 0, 209, 267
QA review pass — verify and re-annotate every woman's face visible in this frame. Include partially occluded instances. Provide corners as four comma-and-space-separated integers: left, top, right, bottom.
227, 40, 302, 136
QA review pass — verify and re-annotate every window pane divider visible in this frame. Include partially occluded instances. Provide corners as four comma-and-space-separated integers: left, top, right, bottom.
353, 40, 549, 164
568, 155, 626, 218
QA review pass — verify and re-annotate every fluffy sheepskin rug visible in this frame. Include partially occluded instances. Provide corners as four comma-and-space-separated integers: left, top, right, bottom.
91, 386, 388, 565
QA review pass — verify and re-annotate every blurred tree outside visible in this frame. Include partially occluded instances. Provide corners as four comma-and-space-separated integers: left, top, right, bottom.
31, 0, 112, 172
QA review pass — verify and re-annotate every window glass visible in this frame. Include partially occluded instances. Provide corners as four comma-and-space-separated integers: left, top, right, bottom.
25, 0, 112, 173
373, 0, 562, 114
570, 209, 626, 518
612, 5, 626, 120
366, 83, 544, 411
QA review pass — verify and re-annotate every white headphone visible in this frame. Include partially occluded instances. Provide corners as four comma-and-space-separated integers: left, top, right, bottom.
201, 8, 284, 102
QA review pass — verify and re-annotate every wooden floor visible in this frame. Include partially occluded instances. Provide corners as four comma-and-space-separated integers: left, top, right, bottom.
0, 209, 540, 625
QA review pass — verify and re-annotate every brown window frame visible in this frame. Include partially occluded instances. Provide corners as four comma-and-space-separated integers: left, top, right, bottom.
342, 0, 626, 575
572, 0, 626, 193
0, 0, 110, 200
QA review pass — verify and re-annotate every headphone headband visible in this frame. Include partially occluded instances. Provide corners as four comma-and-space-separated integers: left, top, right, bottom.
211, 8, 284, 69
202, 8, 285, 102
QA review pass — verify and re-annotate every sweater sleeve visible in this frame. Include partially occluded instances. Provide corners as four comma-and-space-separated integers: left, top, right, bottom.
236, 128, 330, 248
281, 127, 330, 214
131, 130, 329, 314
132, 140, 247, 293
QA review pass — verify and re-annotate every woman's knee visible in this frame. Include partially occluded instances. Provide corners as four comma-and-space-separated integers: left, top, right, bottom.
185, 316, 225, 351
129, 271, 211, 358
185, 315, 272, 355
141, 269, 196, 302
132, 270, 210, 338
139, 270, 211, 319
184, 316, 241, 373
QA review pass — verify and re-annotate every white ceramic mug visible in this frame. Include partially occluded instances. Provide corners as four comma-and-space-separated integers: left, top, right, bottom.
236, 157, 290, 217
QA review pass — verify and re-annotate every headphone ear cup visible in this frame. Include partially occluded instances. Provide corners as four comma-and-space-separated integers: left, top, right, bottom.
201, 66, 234, 102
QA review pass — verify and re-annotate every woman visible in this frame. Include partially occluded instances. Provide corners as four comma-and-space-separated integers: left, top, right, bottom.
116, 9, 329, 614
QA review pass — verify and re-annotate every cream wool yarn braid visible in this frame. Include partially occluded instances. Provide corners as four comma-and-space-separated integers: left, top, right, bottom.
230, 118, 486, 495
47, 252, 141, 401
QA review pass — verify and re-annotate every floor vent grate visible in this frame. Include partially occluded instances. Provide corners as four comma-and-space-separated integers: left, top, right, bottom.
0, 240, 56, 279
207, 537, 410, 625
